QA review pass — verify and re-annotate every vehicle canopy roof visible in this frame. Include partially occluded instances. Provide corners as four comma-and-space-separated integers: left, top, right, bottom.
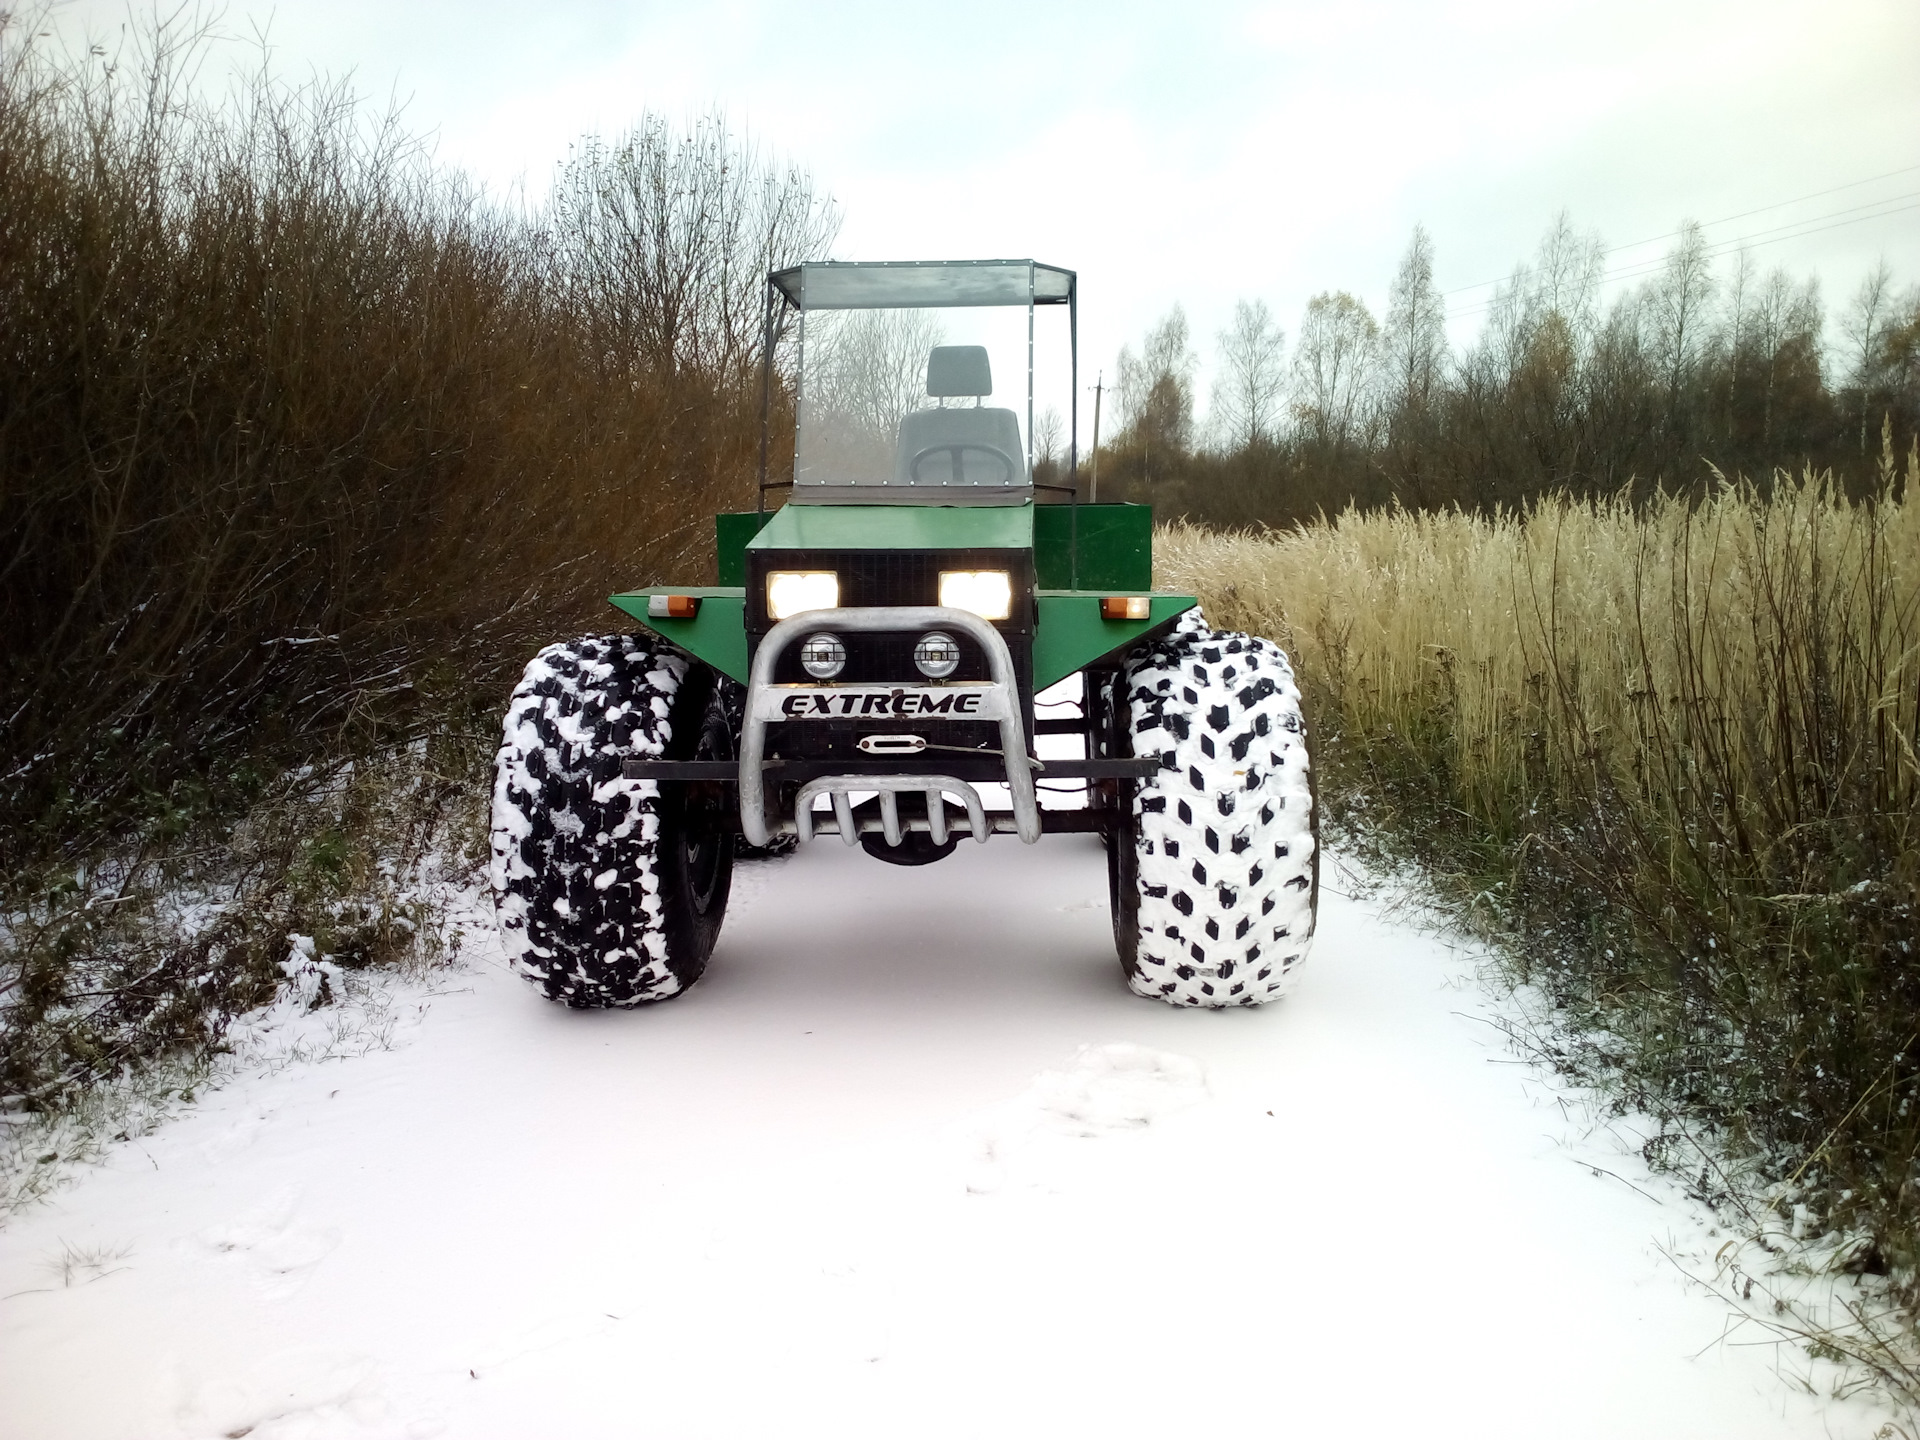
770, 259, 1075, 311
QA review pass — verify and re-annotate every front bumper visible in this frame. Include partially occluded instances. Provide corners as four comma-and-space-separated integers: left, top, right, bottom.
737, 606, 1040, 848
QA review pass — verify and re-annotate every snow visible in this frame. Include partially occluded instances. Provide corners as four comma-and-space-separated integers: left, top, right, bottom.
0, 836, 1895, 1439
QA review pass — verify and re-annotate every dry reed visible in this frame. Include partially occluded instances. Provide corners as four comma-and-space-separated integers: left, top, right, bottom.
1158, 441, 1920, 1309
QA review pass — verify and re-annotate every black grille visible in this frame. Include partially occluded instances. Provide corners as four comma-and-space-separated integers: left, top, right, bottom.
747, 543, 1037, 761
747, 546, 1033, 689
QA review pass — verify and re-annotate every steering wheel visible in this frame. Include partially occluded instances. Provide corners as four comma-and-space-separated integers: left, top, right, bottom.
909, 443, 1017, 486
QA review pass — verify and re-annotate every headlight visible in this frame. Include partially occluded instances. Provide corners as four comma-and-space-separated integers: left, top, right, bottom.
766, 570, 839, 621
939, 570, 1012, 621
913, 631, 961, 679
799, 632, 846, 679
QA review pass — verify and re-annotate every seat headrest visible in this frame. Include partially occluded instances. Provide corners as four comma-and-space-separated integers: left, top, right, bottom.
926, 345, 992, 398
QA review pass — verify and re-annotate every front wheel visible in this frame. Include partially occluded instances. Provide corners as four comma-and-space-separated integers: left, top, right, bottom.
1100, 612, 1318, 1007
489, 635, 734, 1007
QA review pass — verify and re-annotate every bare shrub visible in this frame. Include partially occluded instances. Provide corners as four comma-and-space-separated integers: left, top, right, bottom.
0, 15, 835, 871
0, 14, 835, 1120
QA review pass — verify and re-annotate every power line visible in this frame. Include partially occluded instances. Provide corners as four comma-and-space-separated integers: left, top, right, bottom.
1604, 167, 1920, 255
1445, 197, 1920, 322
1582, 196, 1920, 289
1452, 194, 1920, 316
1440, 161, 1920, 298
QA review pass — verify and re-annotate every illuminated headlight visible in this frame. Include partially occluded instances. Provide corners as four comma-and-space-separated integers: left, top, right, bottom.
939, 570, 1012, 621
799, 632, 846, 679
913, 631, 961, 679
766, 570, 839, 621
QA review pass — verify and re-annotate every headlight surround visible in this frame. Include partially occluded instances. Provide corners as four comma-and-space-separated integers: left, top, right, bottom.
766, 570, 839, 621
938, 569, 1012, 621
799, 632, 846, 679
913, 631, 961, 679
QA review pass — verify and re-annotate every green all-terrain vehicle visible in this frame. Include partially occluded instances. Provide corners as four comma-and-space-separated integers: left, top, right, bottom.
490, 259, 1316, 1009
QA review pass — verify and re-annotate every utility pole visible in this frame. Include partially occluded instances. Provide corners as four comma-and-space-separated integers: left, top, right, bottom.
1088, 372, 1104, 504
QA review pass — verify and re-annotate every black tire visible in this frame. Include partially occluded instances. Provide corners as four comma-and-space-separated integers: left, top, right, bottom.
1088, 667, 1140, 961
1101, 610, 1317, 1007
489, 635, 734, 1007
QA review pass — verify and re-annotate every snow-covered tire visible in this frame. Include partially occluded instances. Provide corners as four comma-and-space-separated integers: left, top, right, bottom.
489, 635, 733, 1007
1108, 610, 1317, 1007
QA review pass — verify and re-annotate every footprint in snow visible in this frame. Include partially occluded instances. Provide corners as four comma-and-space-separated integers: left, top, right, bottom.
195, 1107, 277, 1166
172, 1348, 441, 1440
962, 1042, 1210, 1194
189, 1189, 341, 1299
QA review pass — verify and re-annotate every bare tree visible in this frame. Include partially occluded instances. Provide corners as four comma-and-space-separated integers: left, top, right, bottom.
1475, 214, 1603, 392
1714, 266, 1821, 451
551, 110, 840, 380
1531, 211, 1605, 342
1291, 291, 1379, 450
1878, 287, 1920, 439
1115, 306, 1197, 463
1382, 226, 1448, 418
1843, 260, 1894, 452
1034, 405, 1065, 466
1718, 248, 1757, 442
1646, 220, 1716, 426
1209, 299, 1286, 450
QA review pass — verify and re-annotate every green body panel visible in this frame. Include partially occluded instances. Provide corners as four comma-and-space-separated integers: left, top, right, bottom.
623, 504, 1181, 690
747, 502, 1033, 551
1032, 594, 1196, 691
1033, 504, 1153, 591
609, 590, 749, 683
716, 513, 773, 585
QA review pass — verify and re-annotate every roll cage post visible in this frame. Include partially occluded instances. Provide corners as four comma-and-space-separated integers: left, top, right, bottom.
756, 281, 795, 516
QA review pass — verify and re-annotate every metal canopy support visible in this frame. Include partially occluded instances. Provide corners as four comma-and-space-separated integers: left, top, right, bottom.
1068, 279, 1079, 590
769, 259, 1075, 311
756, 282, 775, 514
758, 280, 799, 513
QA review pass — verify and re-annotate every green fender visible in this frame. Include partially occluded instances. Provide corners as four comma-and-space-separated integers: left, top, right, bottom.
607, 589, 749, 682
1031, 593, 1196, 690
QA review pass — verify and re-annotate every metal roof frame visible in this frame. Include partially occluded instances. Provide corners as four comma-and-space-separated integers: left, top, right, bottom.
768, 259, 1075, 311
757, 258, 1084, 583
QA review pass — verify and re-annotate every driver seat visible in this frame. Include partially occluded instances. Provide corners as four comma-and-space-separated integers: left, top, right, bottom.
893, 346, 1029, 492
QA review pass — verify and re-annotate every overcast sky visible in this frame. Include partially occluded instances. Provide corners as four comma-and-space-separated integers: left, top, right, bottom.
36, 0, 1920, 419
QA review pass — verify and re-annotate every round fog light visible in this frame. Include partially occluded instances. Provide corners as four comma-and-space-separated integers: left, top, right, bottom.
799, 632, 846, 679
913, 631, 961, 679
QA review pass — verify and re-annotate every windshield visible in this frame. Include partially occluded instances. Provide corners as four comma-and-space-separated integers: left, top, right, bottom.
781, 261, 1074, 507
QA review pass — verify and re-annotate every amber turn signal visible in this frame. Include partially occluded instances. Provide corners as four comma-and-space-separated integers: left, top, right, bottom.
647, 594, 701, 619
1100, 596, 1150, 621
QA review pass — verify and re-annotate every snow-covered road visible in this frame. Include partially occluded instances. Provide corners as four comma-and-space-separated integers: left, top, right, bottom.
0, 837, 1888, 1438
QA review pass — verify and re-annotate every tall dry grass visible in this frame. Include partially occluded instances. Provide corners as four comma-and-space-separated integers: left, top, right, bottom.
1159, 441, 1920, 1298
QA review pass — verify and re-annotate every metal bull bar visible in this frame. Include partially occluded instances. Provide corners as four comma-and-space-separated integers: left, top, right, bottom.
738, 606, 1042, 848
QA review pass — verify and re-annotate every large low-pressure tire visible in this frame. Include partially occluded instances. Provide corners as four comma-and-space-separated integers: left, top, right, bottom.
1103, 610, 1318, 1007
489, 635, 734, 1007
